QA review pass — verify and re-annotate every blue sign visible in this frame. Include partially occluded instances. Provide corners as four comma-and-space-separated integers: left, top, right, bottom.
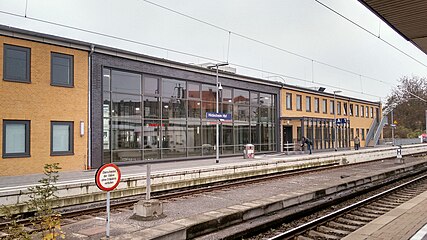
336, 118, 348, 125
206, 112, 232, 120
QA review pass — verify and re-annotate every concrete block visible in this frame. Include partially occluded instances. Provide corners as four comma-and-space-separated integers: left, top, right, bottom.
282, 196, 300, 208
133, 199, 163, 218
151, 223, 186, 240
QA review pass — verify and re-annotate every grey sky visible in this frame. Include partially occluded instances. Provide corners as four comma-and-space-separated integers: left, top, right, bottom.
1, 0, 427, 102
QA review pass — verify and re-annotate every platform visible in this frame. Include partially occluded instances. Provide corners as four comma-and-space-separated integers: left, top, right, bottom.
344, 190, 427, 240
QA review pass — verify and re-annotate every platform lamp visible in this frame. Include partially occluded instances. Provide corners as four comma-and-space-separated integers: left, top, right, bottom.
333, 90, 342, 151
207, 62, 229, 164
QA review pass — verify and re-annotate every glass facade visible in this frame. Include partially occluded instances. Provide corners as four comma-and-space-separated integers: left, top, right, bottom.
102, 68, 276, 163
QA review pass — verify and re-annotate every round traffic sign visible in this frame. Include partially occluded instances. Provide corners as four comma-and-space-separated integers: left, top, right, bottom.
95, 163, 121, 191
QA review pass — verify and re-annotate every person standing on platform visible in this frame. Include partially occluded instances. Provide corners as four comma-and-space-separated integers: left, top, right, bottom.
354, 136, 360, 150
301, 136, 312, 154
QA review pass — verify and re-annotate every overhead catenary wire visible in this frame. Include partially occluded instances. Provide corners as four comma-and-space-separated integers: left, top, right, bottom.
0, 8, 384, 99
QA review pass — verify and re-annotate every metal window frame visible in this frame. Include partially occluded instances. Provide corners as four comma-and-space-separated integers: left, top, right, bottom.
2, 120, 31, 158
51, 52, 74, 87
3, 44, 31, 83
50, 121, 74, 156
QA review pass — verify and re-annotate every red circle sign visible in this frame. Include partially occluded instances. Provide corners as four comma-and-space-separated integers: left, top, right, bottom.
95, 163, 121, 191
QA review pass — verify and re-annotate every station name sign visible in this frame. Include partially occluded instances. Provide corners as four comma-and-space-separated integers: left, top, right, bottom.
336, 118, 348, 125
206, 112, 232, 120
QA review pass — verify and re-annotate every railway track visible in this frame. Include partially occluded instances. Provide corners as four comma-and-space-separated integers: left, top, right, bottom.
0, 161, 342, 236
267, 174, 427, 240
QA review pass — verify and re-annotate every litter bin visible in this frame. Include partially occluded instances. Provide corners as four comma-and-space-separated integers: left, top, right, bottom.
243, 144, 255, 159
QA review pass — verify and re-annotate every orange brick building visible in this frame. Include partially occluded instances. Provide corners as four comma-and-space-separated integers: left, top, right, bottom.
0, 35, 88, 176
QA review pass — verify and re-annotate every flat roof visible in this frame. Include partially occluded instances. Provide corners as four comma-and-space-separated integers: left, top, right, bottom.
358, 0, 427, 55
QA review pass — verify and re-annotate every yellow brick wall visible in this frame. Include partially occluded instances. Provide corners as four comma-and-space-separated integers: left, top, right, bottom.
0, 36, 88, 176
280, 88, 381, 147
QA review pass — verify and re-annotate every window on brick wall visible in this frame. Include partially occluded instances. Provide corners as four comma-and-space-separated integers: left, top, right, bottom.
51, 52, 74, 87
3, 44, 31, 83
51, 121, 74, 156
2, 120, 30, 158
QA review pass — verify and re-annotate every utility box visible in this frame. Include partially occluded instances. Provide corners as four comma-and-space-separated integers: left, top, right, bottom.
243, 144, 255, 159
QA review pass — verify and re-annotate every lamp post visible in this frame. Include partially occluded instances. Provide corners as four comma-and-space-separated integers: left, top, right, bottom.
208, 63, 228, 164
333, 90, 342, 151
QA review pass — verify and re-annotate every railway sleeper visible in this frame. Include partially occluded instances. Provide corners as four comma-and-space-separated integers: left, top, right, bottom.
364, 204, 393, 212
307, 229, 341, 240
370, 202, 396, 210
296, 235, 314, 240
358, 207, 388, 215
386, 195, 410, 202
327, 221, 360, 231
318, 225, 351, 236
352, 210, 382, 218
336, 217, 366, 226
344, 213, 373, 222
376, 199, 401, 206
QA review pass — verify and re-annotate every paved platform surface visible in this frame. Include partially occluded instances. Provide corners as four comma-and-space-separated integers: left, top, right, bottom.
0, 148, 354, 189
56, 155, 427, 239
344, 189, 427, 240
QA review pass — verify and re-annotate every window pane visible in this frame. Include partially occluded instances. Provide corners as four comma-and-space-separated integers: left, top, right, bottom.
162, 98, 186, 120
202, 84, 217, 101
202, 121, 216, 155
4, 45, 29, 81
5, 123, 26, 154
306, 96, 311, 112
52, 53, 72, 86
188, 82, 200, 99
111, 119, 141, 150
143, 96, 160, 118
250, 92, 259, 106
188, 100, 201, 120
188, 120, 201, 147
111, 70, 141, 94
286, 93, 292, 110
162, 120, 186, 148
103, 68, 110, 91
143, 76, 159, 95
222, 122, 233, 146
103, 92, 110, 118
143, 120, 160, 150
52, 124, 70, 152
202, 101, 216, 119
234, 105, 249, 121
162, 78, 186, 98
260, 93, 272, 107
222, 88, 232, 103
113, 150, 142, 162
233, 89, 249, 105
112, 93, 141, 118
296, 95, 302, 110
234, 123, 249, 145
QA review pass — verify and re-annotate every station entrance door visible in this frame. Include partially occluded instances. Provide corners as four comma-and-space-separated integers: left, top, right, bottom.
283, 126, 293, 151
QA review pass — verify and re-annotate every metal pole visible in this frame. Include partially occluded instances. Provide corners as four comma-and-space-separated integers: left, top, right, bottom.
425, 109, 427, 135
391, 110, 395, 146
334, 93, 337, 151
146, 164, 151, 200
106, 191, 110, 238
216, 65, 220, 164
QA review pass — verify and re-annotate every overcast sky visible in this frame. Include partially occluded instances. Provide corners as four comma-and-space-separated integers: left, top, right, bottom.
1, 0, 427, 102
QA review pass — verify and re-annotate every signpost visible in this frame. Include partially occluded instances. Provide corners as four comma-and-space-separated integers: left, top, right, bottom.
95, 163, 121, 239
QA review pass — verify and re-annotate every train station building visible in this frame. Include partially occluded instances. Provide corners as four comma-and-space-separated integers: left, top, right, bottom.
0, 25, 381, 176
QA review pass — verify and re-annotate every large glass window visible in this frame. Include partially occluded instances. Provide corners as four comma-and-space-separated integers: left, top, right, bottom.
111, 70, 141, 94
355, 105, 359, 117
330, 100, 335, 114
102, 67, 277, 162
337, 102, 342, 115
361, 106, 364, 117
233, 89, 249, 105
3, 120, 30, 158
286, 93, 292, 110
163, 78, 186, 99
51, 121, 73, 155
51, 52, 73, 87
3, 44, 30, 83
343, 102, 348, 116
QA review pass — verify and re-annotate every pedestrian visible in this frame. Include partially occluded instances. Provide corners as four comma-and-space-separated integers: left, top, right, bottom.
354, 136, 360, 150
301, 136, 312, 154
